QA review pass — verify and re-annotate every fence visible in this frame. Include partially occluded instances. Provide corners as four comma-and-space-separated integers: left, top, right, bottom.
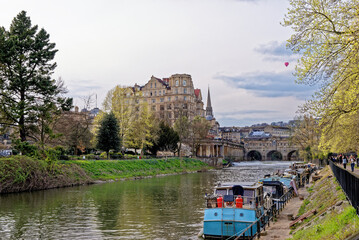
329, 161, 359, 215
226, 189, 294, 240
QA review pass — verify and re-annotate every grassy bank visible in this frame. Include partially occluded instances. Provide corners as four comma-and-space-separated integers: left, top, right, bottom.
0, 157, 210, 193
0, 156, 92, 194
289, 166, 359, 240
66, 157, 209, 180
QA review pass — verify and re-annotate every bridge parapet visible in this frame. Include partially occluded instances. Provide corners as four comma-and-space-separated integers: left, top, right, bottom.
196, 139, 244, 160
243, 137, 300, 161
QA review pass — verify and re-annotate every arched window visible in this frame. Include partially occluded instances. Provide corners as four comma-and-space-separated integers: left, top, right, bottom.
175, 80, 179, 86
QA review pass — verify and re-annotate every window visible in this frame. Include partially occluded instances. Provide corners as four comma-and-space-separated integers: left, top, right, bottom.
163, 90, 165, 95
175, 96, 178, 100
155, 82, 157, 88
151, 106, 156, 111
167, 104, 172, 110
175, 88, 178, 94
160, 98, 164, 102
152, 99, 156, 103
154, 91, 157, 96
175, 80, 179, 86
151, 83, 152, 88
184, 96, 187, 101
168, 97, 171, 101
150, 92, 152, 96
160, 105, 164, 111
184, 88, 187, 94
168, 112, 172, 118
183, 79, 187, 86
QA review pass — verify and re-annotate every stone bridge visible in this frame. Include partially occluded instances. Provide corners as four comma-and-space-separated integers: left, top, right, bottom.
196, 139, 244, 160
243, 137, 299, 161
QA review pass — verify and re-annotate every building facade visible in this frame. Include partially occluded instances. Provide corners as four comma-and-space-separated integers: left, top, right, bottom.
140, 74, 205, 125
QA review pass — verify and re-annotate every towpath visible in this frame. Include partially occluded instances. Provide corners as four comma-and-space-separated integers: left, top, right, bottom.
260, 183, 311, 240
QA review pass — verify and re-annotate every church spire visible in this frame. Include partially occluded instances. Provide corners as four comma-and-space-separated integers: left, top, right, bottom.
206, 86, 213, 120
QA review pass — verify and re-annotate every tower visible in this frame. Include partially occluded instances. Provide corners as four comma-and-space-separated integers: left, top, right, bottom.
206, 87, 214, 120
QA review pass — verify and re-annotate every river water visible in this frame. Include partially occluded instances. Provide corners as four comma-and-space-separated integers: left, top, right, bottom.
0, 161, 296, 240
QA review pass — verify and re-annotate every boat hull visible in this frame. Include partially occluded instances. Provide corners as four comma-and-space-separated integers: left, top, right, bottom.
203, 208, 261, 239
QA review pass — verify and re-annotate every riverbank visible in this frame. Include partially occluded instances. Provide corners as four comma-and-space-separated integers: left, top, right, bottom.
262, 166, 359, 240
0, 156, 210, 194
66, 157, 209, 180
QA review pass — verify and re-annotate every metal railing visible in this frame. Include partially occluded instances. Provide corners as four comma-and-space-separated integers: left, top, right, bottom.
225, 189, 293, 240
329, 160, 359, 215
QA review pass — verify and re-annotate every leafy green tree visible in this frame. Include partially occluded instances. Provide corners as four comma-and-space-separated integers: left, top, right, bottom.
290, 115, 322, 161
189, 116, 211, 156
149, 122, 179, 156
174, 116, 190, 156
96, 112, 120, 159
126, 102, 155, 157
102, 85, 141, 151
283, 0, 359, 153
0, 11, 72, 142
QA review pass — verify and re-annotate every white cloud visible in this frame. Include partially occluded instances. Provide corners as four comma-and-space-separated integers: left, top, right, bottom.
0, 0, 311, 126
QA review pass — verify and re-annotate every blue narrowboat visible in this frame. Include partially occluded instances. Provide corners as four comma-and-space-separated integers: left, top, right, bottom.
202, 182, 268, 239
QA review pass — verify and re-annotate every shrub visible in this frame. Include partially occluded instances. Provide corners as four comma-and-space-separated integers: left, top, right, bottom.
44, 147, 62, 162
13, 140, 40, 158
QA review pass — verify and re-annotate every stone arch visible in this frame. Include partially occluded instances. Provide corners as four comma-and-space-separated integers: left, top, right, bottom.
246, 150, 262, 161
266, 150, 283, 160
287, 150, 298, 161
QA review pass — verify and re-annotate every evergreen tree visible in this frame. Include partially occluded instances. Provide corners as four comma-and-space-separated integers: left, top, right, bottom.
0, 11, 72, 142
96, 112, 120, 159
149, 122, 179, 156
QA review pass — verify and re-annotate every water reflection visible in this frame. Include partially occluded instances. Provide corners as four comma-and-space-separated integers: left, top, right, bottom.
0, 161, 296, 239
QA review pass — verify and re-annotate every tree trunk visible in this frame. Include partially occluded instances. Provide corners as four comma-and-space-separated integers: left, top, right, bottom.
19, 88, 26, 142
178, 142, 182, 157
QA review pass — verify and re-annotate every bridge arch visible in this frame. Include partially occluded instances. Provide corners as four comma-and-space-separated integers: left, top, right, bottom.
287, 150, 298, 161
266, 150, 283, 160
246, 150, 262, 161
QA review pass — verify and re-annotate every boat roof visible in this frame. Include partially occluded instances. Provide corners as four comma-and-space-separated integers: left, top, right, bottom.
215, 182, 262, 189
261, 180, 284, 187
259, 177, 292, 188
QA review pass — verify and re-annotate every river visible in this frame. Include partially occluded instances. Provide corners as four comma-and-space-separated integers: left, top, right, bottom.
0, 161, 296, 239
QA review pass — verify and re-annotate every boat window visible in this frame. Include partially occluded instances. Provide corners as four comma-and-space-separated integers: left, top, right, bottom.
243, 189, 254, 204
228, 189, 233, 195
264, 186, 277, 196
216, 189, 227, 196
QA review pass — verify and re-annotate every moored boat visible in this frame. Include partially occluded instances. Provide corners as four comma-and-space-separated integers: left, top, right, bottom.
202, 182, 269, 239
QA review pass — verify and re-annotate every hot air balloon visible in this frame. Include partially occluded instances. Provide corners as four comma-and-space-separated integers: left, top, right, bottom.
284, 62, 289, 67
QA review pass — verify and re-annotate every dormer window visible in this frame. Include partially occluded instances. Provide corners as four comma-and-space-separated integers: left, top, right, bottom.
183, 80, 187, 86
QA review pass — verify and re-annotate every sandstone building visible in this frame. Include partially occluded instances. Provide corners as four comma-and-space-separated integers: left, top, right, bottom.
139, 74, 205, 125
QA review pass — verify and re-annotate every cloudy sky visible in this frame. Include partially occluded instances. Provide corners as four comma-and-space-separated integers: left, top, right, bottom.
1, 0, 316, 127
